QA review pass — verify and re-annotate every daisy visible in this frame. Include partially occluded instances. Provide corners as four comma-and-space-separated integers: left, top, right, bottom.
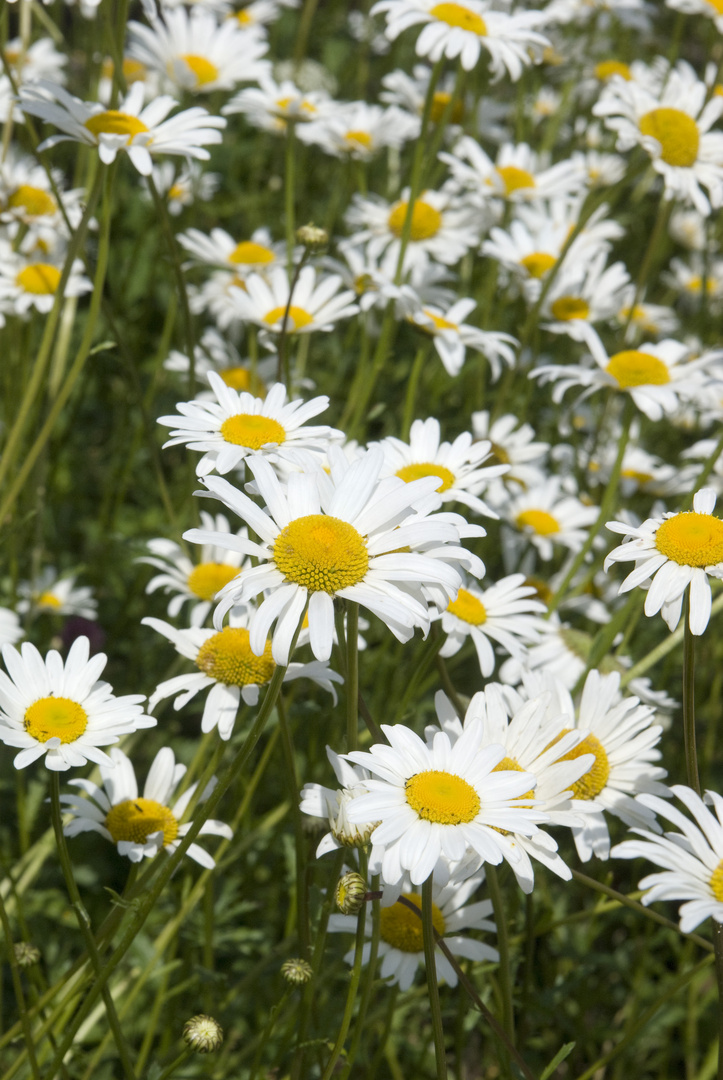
143, 613, 340, 739
615, 295, 679, 342
60, 747, 232, 868
668, 209, 707, 251
16, 568, 97, 619
228, 265, 359, 338
664, 0, 723, 35
605, 487, 723, 636
184, 448, 479, 664
157, 373, 338, 477
178, 226, 284, 277
148, 161, 220, 216
0, 609, 22, 647
0, 246, 92, 316
163, 328, 275, 395
665, 255, 723, 309
612, 785, 723, 932
300, 746, 379, 856
20, 80, 226, 177
328, 866, 498, 991
441, 137, 587, 208
2, 36, 67, 86
540, 250, 631, 346
0, 150, 85, 236
469, 411, 549, 505
380, 64, 466, 130
223, 76, 330, 132
296, 102, 419, 160
371, 0, 549, 79
0, 638, 154, 772
505, 478, 598, 562
401, 296, 517, 379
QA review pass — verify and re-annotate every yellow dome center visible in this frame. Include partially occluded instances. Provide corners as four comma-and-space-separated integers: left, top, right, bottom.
388, 199, 442, 242
123, 57, 147, 83
430, 92, 464, 124
187, 562, 239, 601
105, 798, 179, 846
655, 511, 723, 567
37, 590, 62, 609
395, 462, 456, 493
554, 730, 610, 800
429, 2, 487, 35
380, 894, 446, 953
7, 185, 57, 218
447, 587, 487, 625
262, 305, 314, 331
516, 509, 560, 536
639, 108, 700, 168
24, 696, 88, 744
710, 860, 723, 902
178, 54, 220, 87
423, 309, 458, 332
220, 366, 266, 395
229, 241, 275, 265
219, 413, 286, 448
520, 252, 556, 278
550, 296, 589, 321
344, 130, 373, 150
496, 166, 536, 195
594, 60, 631, 81
605, 349, 671, 389
16, 264, 61, 295
273, 515, 369, 594
84, 110, 149, 140
196, 626, 276, 686
405, 769, 481, 825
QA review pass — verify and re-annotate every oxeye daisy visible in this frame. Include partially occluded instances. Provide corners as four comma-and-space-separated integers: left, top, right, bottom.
163, 328, 277, 396
381, 64, 466, 131
402, 296, 517, 379
441, 137, 586, 207
539, 250, 631, 346
605, 487, 723, 635
0, 609, 22, 647
2, 36, 67, 86
148, 161, 220, 216
143, 613, 340, 739
228, 265, 359, 338
16, 568, 97, 620
296, 102, 419, 160
178, 226, 284, 278
223, 76, 330, 133
0, 638, 154, 771
0, 150, 83, 234
505, 478, 598, 562
60, 747, 232, 868
157, 373, 338, 477
0, 247, 92, 316
470, 412, 549, 506
300, 746, 379, 856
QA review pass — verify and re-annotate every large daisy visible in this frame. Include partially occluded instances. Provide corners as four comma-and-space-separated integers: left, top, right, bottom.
178, 226, 284, 278
441, 137, 587, 207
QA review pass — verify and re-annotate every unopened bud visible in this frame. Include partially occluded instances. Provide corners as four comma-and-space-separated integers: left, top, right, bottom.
14, 943, 40, 968
281, 958, 313, 985
296, 223, 328, 251
335, 871, 366, 915
183, 1014, 223, 1053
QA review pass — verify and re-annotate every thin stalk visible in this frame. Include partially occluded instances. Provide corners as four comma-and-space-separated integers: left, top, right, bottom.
422, 875, 447, 1080
154, 1048, 191, 1080
277, 249, 309, 385
683, 595, 701, 797
346, 603, 360, 752
485, 865, 514, 1051
713, 923, 723, 1080
0, 890, 41, 1080
277, 695, 311, 956
401, 346, 426, 440
148, 176, 196, 397
248, 987, 292, 1080
340, 876, 381, 1080
285, 123, 296, 269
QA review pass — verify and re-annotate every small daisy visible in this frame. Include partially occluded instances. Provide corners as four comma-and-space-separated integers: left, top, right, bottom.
0, 150, 84, 235
0, 246, 92, 316
300, 746, 379, 856
148, 161, 220, 216
223, 75, 329, 132
296, 101, 419, 160
16, 568, 97, 620
2, 36, 67, 86
163, 328, 276, 396
669, 209, 707, 251
470, 411, 549, 505
665, 0, 723, 37
143, 613, 340, 739
441, 137, 587, 207
0, 609, 22, 647
402, 296, 517, 379
665, 255, 723, 309
178, 226, 284, 277
612, 785, 723, 932
540, 250, 631, 346
228, 265, 359, 339
616, 296, 679, 342
60, 746, 232, 868
505, 478, 598, 562
380, 64, 466, 130
0, 638, 154, 771
605, 487, 723, 635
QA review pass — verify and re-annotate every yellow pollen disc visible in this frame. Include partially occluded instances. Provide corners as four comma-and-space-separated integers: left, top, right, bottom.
655, 511, 723, 567
685, 275, 717, 295
16, 264, 61, 295
395, 462, 456, 493
516, 509, 560, 536
219, 413, 286, 449
273, 515, 369, 594
229, 241, 275, 265
594, 59, 631, 81
220, 366, 266, 396
168, 183, 184, 200
496, 166, 536, 195
123, 57, 147, 82
262, 305, 313, 331
447, 587, 487, 625
430, 2, 487, 35
488, 441, 510, 466
37, 591, 62, 609
605, 349, 670, 389
405, 770, 481, 825
520, 251, 556, 278
7, 185, 57, 218
344, 130, 373, 150
85, 110, 149, 140
178, 53, 219, 86
424, 309, 458, 332
524, 576, 552, 605
187, 562, 238, 601
380, 894, 446, 953
105, 798, 179, 846
550, 296, 589, 321
236, 8, 253, 23
639, 108, 699, 168
553, 730, 610, 800
387, 199, 442, 242
621, 468, 654, 485
715, 84, 723, 98
490, 757, 535, 831
24, 696, 89, 744
196, 626, 275, 686
710, 860, 723, 902
430, 92, 464, 124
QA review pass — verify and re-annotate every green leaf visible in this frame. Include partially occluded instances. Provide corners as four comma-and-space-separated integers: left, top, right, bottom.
539, 1042, 576, 1080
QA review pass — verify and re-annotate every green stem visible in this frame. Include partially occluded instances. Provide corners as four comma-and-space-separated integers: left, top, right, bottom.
401, 346, 426, 440
154, 1047, 191, 1080
620, 591, 723, 687
277, 695, 311, 956
683, 596, 701, 797
713, 923, 723, 1080
340, 876, 381, 1080
248, 987, 292, 1080
285, 123, 296, 269
277, 249, 309, 385
485, 864, 514, 1053
0, 890, 41, 1080
346, 603, 360, 752
422, 875, 447, 1080
148, 175, 196, 398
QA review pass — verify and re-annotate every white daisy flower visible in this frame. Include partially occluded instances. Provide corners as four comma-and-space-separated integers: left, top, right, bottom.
143, 613, 340, 739
0, 151, 84, 236
60, 746, 232, 868
664, 255, 723, 309
615, 295, 680, 342
380, 63, 466, 131
665, 0, 723, 37
401, 296, 517, 379
163, 328, 277, 396
300, 746, 379, 856
0, 609, 22, 647
147, 160, 220, 215
441, 137, 587, 208
605, 487, 723, 636
157, 373, 338, 477
612, 785, 723, 932
20, 80, 226, 177
222, 75, 330, 132
228, 265, 359, 339
470, 411, 549, 506
2, 36, 67, 86
0, 638, 154, 772
178, 226, 284, 277
296, 101, 419, 160
546, 0, 651, 27
96, 54, 162, 107
16, 568, 97, 620
184, 448, 479, 664
668, 208, 708, 251
0, 245, 92, 316
539, 249, 631, 346
505, 478, 598, 562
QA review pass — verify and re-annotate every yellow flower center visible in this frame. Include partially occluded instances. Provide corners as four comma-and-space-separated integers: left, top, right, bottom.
430, 92, 464, 124
178, 54, 220, 87
550, 296, 589, 321
123, 57, 147, 83
37, 591, 62, 609
685, 275, 718, 295
447, 587, 487, 625
429, 2, 487, 35
488, 441, 510, 466
605, 349, 671, 389
520, 252, 556, 278
423, 309, 458, 332
639, 108, 700, 168
24, 696, 88, 744
262, 305, 314, 331
15, 264, 61, 295
553, 731, 610, 800
273, 515, 369, 594
380, 894, 446, 953
710, 860, 723, 902
229, 241, 275, 266
395, 462, 456, 493
496, 166, 536, 195
105, 798, 179, 846
490, 757, 535, 832
187, 562, 239, 601
84, 110, 149, 140
7, 185, 57, 218
220, 367, 266, 396
219, 413, 286, 449
236, 8, 253, 23
594, 60, 631, 81
621, 468, 654, 485
168, 183, 184, 200
655, 511, 723, 567
516, 509, 560, 536
524, 576, 552, 605
388, 199, 442, 242
196, 626, 276, 686
344, 130, 373, 150
405, 770, 481, 825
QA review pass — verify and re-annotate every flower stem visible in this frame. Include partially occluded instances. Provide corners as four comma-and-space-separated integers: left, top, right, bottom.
285, 122, 296, 269
277, 694, 311, 956
154, 1047, 191, 1080
402, 345, 426, 440
346, 603, 360, 752
485, 864, 514, 1055
683, 594, 701, 797
148, 175, 196, 398
0, 888, 41, 1080
422, 874, 447, 1080
340, 875, 381, 1080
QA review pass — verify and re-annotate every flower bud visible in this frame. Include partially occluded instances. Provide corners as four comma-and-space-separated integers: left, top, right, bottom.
296, 224, 329, 251
183, 1014, 223, 1053
281, 958, 313, 985
335, 871, 367, 915
14, 942, 41, 968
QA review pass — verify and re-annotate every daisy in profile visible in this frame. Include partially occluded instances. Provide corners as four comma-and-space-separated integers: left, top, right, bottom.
0, 246, 91, 315
60, 747, 232, 868
223, 76, 329, 133
402, 296, 517, 379
505, 478, 598, 561
157, 373, 338, 477
228, 265, 359, 338
470, 411, 549, 505
0, 638, 154, 771
296, 102, 419, 160
605, 488, 723, 636
16, 568, 97, 619
612, 785, 723, 932
163, 328, 275, 396
0, 609, 22, 647
178, 226, 284, 277
148, 161, 220, 216
300, 746, 379, 856
329, 866, 498, 990
20, 80, 226, 176
143, 614, 340, 739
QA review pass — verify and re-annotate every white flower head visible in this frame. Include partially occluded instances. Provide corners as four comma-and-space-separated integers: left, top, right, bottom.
300, 746, 379, 855
16, 568, 97, 620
